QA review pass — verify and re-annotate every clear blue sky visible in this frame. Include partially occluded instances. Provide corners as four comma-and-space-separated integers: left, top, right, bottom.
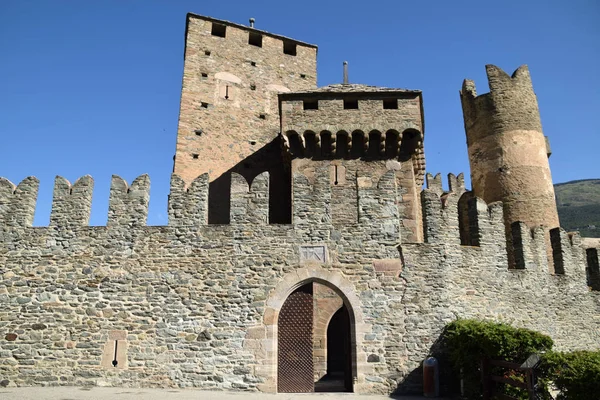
1, 0, 598, 226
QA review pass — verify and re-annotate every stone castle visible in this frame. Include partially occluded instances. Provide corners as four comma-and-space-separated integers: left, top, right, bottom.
1, 13, 599, 394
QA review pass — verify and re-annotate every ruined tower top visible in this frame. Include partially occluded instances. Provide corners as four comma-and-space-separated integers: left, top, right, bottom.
460, 65, 542, 145
460, 65, 559, 259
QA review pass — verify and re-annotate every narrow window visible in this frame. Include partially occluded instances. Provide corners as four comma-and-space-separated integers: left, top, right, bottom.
112, 340, 119, 367
283, 41, 297, 56
211, 23, 226, 38
334, 165, 339, 185
300, 74, 307, 79
250, 84, 256, 91
344, 99, 358, 109
383, 99, 398, 109
303, 100, 318, 110
249, 32, 262, 47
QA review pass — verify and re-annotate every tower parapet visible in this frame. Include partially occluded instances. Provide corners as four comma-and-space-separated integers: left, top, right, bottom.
460, 65, 559, 266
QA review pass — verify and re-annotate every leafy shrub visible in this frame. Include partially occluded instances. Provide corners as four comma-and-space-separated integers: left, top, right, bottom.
441, 319, 553, 399
540, 350, 600, 400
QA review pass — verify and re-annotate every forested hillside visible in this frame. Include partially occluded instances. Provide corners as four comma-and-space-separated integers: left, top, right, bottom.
555, 179, 600, 238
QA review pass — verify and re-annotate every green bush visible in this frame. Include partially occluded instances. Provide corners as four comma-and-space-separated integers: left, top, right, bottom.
440, 319, 600, 399
541, 350, 600, 400
441, 319, 553, 399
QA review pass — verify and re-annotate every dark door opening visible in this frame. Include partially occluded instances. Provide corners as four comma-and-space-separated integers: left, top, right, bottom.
315, 304, 352, 392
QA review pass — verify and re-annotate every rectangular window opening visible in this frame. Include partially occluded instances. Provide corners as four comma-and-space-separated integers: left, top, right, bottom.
192, 154, 199, 159
204, 50, 211, 56
283, 41, 297, 56
344, 99, 359, 109
250, 61, 257, 67
201, 73, 208, 79
383, 99, 398, 109
259, 114, 266, 119
201, 102, 209, 108
300, 74, 307, 79
303, 100, 318, 110
249, 32, 263, 47
250, 84, 256, 91
211, 23, 226, 38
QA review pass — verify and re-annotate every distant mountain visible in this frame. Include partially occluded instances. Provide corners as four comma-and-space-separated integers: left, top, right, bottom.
555, 179, 600, 238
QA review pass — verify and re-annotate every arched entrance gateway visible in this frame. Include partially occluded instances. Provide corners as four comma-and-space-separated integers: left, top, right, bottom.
255, 267, 372, 394
276, 281, 354, 393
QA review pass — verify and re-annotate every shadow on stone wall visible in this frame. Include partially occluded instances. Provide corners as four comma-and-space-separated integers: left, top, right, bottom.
391, 330, 460, 397
208, 137, 291, 224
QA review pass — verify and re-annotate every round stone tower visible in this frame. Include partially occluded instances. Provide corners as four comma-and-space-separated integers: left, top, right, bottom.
460, 64, 559, 233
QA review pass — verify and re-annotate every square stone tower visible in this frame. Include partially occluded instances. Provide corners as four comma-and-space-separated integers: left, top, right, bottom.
174, 14, 317, 223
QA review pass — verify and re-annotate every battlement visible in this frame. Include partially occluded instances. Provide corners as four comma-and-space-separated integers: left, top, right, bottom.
420, 171, 597, 288
0, 168, 397, 231
0, 176, 39, 227
425, 172, 465, 196
2, 170, 595, 291
50, 176, 94, 227
460, 65, 542, 145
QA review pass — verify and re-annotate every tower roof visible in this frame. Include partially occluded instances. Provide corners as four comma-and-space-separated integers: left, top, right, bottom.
287, 83, 421, 95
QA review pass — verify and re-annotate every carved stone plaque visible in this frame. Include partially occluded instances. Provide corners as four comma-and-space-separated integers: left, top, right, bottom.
299, 245, 327, 264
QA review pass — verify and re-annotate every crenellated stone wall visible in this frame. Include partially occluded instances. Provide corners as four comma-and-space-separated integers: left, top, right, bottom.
1, 168, 599, 394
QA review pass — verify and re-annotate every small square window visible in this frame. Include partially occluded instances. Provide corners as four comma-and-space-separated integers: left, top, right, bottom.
383, 99, 398, 109
201, 73, 208, 79
201, 102, 209, 108
250, 84, 256, 90
283, 41, 297, 56
211, 23, 226, 38
204, 50, 211, 56
250, 61, 257, 67
300, 74, 307, 79
259, 114, 266, 119
192, 154, 199, 159
249, 32, 262, 47
344, 99, 358, 109
303, 100, 318, 110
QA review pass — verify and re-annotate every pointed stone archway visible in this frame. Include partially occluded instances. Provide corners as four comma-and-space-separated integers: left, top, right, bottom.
245, 266, 373, 393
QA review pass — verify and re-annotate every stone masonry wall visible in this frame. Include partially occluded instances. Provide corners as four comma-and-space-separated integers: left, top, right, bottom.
280, 95, 423, 137
1, 169, 599, 394
174, 14, 317, 184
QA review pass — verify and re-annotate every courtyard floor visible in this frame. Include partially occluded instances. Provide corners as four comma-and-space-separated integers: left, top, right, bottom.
0, 386, 452, 399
